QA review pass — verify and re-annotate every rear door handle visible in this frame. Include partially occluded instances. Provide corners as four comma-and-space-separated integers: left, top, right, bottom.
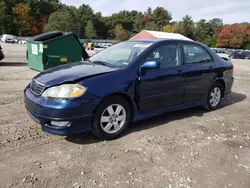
201, 66, 214, 75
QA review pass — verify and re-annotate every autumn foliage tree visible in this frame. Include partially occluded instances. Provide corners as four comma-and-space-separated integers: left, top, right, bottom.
2, 0, 250, 46
163, 24, 174, 33
217, 24, 250, 48
31, 17, 46, 35
139, 7, 172, 31
12, 3, 33, 36
114, 24, 129, 41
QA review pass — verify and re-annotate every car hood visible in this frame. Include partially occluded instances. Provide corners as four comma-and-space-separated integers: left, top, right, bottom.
34, 61, 118, 87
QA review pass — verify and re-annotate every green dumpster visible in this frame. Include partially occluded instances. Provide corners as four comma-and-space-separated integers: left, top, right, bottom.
26, 31, 89, 72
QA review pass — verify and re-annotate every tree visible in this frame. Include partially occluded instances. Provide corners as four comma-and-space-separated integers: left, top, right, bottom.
152, 7, 172, 30
12, 3, 33, 36
32, 17, 46, 35
0, 1, 9, 34
0, 0, 60, 35
76, 4, 94, 38
133, 12, 144, 33
195, 19, 207, 41
144, 22, 158, 31
146, 7, 152, 15
104, 10, 142, 38
1, 2, 250, 43
29, 0, 59, 21
23, 0, 60, 35
136, 13, 152, 32
114, 24, 129, 41
181, 15, 195, 39
163, 24, 174, 33
173, 21, 184, 35
139, 7, 172, 31
0, 0, 19, 35
85, 20, 96, 39
207, 18, 223, 47
243, 41, 250, 50
194, 18, 223, 46
44, 10, 77, 33
195, 19, 213, 45
93, 12, 108, 39
217, 24, 250, 48
209, 18, 223, 34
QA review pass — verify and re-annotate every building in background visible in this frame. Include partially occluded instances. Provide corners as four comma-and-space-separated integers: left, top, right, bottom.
130, 30, 192, 41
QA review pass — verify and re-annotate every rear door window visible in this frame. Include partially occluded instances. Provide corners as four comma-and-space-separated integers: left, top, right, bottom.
183, 44, 213, 64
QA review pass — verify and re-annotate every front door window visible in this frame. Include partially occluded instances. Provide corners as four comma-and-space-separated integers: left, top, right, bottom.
146, 43, 181, 68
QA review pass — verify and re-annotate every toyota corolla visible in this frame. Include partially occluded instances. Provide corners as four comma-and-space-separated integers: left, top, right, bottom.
24, 39, 234, 140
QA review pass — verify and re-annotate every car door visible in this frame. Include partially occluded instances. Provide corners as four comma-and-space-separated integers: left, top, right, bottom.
138, 42, 185, 112
181, 42, 216, 103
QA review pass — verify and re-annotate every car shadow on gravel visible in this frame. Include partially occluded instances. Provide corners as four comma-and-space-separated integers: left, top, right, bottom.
0, 62, 27, 66
128, 91, 247, 134
65, 131, 102, 145
66, 91, 246, 145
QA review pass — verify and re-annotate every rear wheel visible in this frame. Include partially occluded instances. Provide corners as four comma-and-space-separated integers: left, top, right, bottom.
92, 96, 131, 140
203, 83, 223, 110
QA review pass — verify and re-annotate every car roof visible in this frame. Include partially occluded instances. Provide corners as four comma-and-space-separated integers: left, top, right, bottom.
128, 38, 200, 44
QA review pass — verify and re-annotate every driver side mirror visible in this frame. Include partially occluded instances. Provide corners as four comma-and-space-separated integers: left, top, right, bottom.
141, 61, 160, 70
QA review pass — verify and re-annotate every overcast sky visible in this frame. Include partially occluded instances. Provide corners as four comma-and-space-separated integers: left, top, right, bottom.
61, 0, 250, 24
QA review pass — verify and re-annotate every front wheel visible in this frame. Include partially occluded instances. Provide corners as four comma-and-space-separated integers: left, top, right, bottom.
0, 50, 4, 60
92, 96, 131, 140
203, 83, 223, 110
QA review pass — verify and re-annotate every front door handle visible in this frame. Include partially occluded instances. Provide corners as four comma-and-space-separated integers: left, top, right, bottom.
177, 69, 184, 76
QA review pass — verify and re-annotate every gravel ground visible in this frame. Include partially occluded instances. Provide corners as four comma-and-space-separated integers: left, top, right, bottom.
0, 43, 250, 188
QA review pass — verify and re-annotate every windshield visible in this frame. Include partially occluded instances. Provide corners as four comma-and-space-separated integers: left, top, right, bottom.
6, 35, 14, 39
89, 41, 153, 68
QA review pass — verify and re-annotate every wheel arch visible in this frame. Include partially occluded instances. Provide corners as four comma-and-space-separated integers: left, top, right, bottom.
92, 92, 135, 123
214, 79, 225, 97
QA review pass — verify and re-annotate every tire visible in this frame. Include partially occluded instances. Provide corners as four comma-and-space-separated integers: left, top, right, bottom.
92, 96, 131, 140
0, 50, 4, 61
203, 82, 223, 110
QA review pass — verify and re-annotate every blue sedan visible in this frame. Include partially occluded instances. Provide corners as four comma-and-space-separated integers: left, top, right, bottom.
24, 39, 234, 140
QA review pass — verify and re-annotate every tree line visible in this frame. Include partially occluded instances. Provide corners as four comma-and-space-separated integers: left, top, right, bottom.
0, 0, 250, 49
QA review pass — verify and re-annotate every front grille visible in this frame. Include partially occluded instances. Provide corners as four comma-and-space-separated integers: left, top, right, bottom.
30, 79, 45, 96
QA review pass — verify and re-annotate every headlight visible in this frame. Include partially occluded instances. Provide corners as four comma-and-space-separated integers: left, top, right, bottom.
42, 84, 87, 99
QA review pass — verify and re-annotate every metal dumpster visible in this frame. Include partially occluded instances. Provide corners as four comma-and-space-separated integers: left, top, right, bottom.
26, 31, 89, 71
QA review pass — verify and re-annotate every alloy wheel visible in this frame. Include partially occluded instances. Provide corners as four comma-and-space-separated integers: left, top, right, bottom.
209, 87, 221, 107
100, 104, 127, 134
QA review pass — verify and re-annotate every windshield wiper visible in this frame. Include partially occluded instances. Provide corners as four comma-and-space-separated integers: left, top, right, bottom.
84, 59, 94, 64
92, 61, 116, 68
84, 59, 116, 68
